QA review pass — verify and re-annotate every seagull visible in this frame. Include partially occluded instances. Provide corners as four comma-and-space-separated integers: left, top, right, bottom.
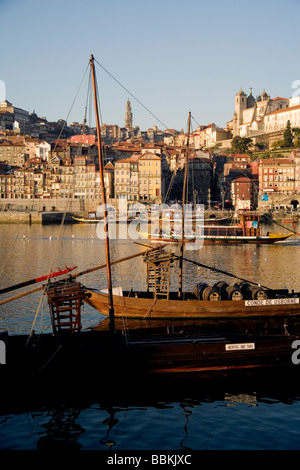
72, 235, 75, 238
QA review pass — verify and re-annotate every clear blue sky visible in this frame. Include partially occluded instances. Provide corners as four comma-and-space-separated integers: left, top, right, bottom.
1, 0, 300, 133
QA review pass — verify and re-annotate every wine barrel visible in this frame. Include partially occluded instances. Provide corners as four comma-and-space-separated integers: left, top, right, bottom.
201, 286, 221, 301
234, 281, 250, 296
214, 281, 229, 299
245, 285, 268, 300
226, 285, 243, 301
193, 282, 208, 300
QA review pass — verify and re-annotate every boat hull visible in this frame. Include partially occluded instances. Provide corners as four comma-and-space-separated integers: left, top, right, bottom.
139, 232, 292, 245
1, 329, 299, 390
84, 291, 300, 319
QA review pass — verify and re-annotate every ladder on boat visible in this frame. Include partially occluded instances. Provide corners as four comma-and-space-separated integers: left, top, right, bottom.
145, 250, 173, 300
47, 280, 89, 335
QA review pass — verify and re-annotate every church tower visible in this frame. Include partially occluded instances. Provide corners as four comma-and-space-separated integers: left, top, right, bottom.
233, 88, 247, 136
125, 99, 133, 129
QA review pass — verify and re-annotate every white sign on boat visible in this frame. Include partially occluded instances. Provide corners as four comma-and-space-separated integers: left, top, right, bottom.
225, 343, 255, 351
245, 298, 300, 307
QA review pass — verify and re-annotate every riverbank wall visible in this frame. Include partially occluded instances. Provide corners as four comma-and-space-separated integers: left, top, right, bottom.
0, 212, 42, 223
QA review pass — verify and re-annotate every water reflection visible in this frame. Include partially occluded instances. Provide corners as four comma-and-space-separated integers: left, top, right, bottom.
0, 223, 299, 335
1, 223, 300, 450
2, 387, 300, 450
37, 406, 84, 450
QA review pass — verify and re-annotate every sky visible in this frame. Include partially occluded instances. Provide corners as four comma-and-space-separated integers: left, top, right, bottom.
1, 0, 300, 133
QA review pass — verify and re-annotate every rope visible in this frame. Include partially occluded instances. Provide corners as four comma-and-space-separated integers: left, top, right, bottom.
173, 254, 271, 290
94, 58, 169, 130
52, 61, 90, 154
261, 212, 299, 236
35, 345, 63, 373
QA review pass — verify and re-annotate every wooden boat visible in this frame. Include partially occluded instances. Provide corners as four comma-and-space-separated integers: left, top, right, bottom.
84, 286, 300, 320
72, 210, 135, 224
138, 211, 294, 245
2, 56, 300, 396
1, 324, 299, 387
72, 210, 102, 223
83, 102, 299, 322
147, 209, 231, 226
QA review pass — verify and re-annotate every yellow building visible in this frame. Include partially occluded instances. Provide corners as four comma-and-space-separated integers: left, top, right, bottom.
259, 158, 295, 194
138, 153, 162, 203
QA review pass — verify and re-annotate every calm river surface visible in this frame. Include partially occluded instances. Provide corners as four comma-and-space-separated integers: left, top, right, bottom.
1, 221, 300, 450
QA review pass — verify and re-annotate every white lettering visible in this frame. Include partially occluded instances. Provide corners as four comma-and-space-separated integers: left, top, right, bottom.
291, 340, 300, 365
292, 80, 300, 98
0, 340, 5, 364
225, 343, 255, 351
152, 455, 192, 465
245, 298, 299, 307
107, 455, 142, 467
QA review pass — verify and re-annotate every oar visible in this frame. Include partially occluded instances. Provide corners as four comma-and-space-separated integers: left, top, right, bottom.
0, 247, 157, 306
0, 266, 77, 295
173, 255, 271, 290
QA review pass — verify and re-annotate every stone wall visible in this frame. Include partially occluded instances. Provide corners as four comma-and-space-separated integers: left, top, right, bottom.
0, 198, 83, 213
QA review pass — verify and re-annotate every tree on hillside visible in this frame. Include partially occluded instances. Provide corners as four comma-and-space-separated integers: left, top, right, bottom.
231, 136, 253, 153
283, 120, 293, 147
293, 127, 300, 147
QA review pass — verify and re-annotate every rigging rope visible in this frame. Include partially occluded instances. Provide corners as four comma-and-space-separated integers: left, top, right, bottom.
52, 61, 90, 154
94, 58, 169, 130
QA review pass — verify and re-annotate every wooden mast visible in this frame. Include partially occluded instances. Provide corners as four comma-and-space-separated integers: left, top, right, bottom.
178, 112, 191, 299
90, 54, 115, 338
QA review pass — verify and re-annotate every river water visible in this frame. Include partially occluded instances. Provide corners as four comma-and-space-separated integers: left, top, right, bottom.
1, 221, 300, 451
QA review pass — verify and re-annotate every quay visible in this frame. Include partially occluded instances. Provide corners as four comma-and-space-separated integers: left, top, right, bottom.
0, 211, 42, 224
0, 211, 80, 224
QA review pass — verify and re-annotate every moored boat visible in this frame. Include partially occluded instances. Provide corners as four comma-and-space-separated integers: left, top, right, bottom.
84, 286, 300, 320
138, 211, 294, 245
2, 55, 300, 396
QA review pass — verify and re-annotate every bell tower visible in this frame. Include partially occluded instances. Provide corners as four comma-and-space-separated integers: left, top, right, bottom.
125, 99, 133, 129
233, 88, 247, 136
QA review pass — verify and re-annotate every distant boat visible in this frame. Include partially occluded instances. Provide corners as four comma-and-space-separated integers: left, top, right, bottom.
72, 211, 102, 224
138, 211, 294, 245
41, 211, 79, 225
72, 210, 135, 224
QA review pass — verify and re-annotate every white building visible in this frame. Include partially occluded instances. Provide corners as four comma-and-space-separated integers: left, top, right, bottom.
264, 102, 300, 134
35, 140, 51, 161
232, 89, 290, 138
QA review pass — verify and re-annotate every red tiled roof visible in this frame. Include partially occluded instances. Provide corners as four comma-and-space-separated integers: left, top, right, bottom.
115, 155, 141, 164
259, 158, 293, 164
139, 153, 161, 160
104, 162, 114, 169
267, 104, 300, 116
232, 177, 252, 182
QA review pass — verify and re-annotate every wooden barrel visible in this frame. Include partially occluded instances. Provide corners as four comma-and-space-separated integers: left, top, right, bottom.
245, 285, 268, 300
214, 281, 229, 299
226, 285, 243, 301
201, 286, 221, 301
234, 281, 250, 296
193, 282, 208, 300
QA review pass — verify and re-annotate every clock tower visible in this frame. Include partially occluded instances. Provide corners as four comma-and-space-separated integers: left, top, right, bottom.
125, 99, 133, 129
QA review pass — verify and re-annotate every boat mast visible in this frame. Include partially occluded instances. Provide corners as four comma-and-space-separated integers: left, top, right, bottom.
90, 54, 115, 338
178, 112, 191, 299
